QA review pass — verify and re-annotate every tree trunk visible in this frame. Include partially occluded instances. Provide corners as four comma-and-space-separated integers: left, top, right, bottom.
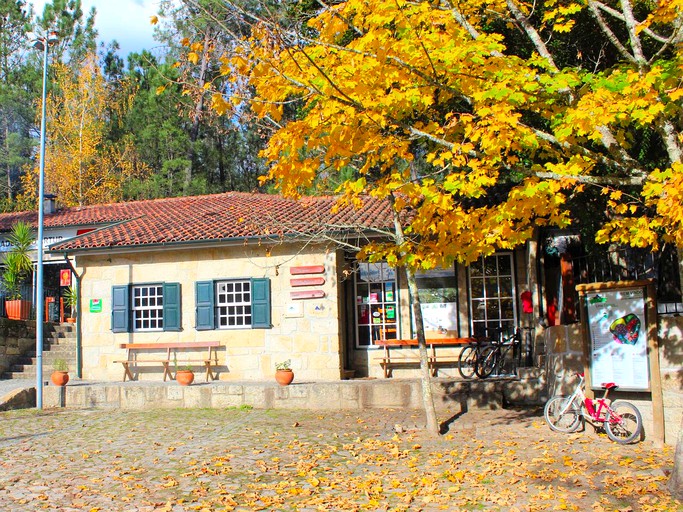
390, 198, 440, 437
183, 28, 211, 194
4, 125, 10, 200
669, 413, 683, 500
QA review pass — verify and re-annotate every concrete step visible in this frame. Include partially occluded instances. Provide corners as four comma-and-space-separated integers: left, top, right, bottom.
504, 366, 548, 405
23, 344, 77, 355
517, 366, 545, 380
2, 322, 77, 381
4, 372, 57, 380
11, 353, 76, 368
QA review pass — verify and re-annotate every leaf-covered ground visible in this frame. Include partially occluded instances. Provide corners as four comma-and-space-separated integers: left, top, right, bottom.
0, 406, 678, 511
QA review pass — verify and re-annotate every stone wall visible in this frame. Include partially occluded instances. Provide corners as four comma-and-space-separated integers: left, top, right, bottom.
0, 318, 37, 376
76, 243, 344, 383
657, 316, 683, 446
43, 378, 507, 412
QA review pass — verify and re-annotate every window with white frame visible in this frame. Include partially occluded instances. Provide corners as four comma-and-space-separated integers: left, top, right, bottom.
468, 253, 516, 339
112, 283, 180, 333
216, 280, 252, 328
132, 284, 164, 331
195, 278, 270, 330
354, 262, 398, 347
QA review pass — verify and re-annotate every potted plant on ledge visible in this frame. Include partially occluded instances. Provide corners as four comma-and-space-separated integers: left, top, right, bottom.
63, 285, 78, 323
275, 359, 294, 386
174, 355, 194, 386
51, 359, 69, 386
176, 366, 195, 386
1, 221, 35, 320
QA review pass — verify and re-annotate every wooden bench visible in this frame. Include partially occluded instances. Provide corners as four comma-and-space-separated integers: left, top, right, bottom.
115, 341, 220, 382
375, 338, 477, 378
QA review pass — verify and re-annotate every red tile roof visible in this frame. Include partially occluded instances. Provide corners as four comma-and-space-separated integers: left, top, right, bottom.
0, 193, 394, 253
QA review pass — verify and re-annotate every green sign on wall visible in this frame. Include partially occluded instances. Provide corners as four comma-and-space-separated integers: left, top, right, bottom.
90, 299, 102, 313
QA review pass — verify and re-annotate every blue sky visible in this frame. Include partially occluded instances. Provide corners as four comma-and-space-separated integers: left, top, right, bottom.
30, 0, 160, 57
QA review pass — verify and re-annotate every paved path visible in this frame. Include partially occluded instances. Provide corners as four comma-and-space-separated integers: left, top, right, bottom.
0, 378, 34, 398
0, 406, 678, 511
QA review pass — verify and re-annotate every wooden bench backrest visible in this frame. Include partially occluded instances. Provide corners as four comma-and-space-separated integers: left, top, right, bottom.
119, 341, 220, 350
375, 337, 476, 347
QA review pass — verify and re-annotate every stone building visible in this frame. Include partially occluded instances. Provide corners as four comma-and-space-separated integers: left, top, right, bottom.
0, 191, 681, 443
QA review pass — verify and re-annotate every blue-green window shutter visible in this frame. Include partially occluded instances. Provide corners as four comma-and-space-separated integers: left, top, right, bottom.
196, 281, 215, 330
251, 278, 271, 328
111, 285, 130, 333
163, 283, 181, 331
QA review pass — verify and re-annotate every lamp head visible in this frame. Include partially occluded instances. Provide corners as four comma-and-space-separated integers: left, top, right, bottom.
31, 31, 59, 51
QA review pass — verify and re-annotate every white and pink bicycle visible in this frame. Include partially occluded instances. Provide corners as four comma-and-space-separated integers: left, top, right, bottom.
543, 372, 643, 444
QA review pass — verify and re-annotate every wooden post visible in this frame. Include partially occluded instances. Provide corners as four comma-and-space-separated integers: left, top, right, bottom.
577, 287, 594, 400
646, 281, 665, 445
560, 253, 576, 323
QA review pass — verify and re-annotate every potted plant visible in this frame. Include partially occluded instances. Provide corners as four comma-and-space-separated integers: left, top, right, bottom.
275, 359, 294, 386
63, 285, 78, 322
174, 355, 194, 386
1, 221, 35, 320
50, 359, 69, 386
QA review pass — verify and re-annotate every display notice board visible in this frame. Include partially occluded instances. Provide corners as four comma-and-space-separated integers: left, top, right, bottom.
577, 280, 664, 443
584, 286, 649, 391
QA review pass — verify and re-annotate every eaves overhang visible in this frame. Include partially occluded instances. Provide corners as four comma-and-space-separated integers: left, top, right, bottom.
47, 228, 385, 257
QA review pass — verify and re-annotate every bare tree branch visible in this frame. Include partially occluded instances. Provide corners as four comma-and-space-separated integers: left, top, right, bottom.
506, 0, 558, 71
587, 1, 637, 63
620, 0, 647, 64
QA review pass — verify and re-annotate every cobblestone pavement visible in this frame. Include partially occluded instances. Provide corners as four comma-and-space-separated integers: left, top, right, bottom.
0, 405, 679, 511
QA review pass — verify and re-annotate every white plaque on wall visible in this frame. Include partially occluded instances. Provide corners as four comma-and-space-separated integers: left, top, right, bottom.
285, 302, 304, 318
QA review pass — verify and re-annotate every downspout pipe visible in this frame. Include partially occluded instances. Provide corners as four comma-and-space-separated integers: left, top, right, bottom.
63, 255, 82, 379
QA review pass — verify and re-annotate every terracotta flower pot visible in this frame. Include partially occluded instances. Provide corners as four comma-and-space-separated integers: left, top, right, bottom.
51, 371, 69, 387
275, 369, 294, 386
5, 299, 31, 320
176, 369, 194, 386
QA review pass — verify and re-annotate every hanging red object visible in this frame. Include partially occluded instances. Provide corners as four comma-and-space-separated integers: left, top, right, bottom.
60, 269, 71, 287
521, 290, 533, 314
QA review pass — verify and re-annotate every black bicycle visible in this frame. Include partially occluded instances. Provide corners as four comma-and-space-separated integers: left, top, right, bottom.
474, 329, 521, 378
457, 338, 488, 379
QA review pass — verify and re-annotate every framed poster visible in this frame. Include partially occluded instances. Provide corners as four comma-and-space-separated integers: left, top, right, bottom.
60, 269, 72, 287
584, 287, 650, 391
420, 302, 458, 333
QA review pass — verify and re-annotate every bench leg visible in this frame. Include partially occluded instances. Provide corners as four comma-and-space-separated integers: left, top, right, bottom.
204, 362, 214, 382
429, 358, 437, 377
121, 362, 134, 382
162, 362, 173, 382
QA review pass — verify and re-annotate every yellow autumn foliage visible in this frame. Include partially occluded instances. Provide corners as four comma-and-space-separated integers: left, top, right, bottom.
191, 0, 683, 264
22, 54, 147, 208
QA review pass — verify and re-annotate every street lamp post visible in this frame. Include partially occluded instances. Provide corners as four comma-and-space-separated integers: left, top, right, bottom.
33, 32, 57, 410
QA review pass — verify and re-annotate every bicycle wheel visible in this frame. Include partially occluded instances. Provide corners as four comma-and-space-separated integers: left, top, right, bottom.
543, 396, 582, 433
475, 346, 498, 378
458, 345, 478, 379
604, 400, 642, 444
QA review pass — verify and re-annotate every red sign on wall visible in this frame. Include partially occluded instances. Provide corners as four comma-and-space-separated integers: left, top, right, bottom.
60, 269, 72, 287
